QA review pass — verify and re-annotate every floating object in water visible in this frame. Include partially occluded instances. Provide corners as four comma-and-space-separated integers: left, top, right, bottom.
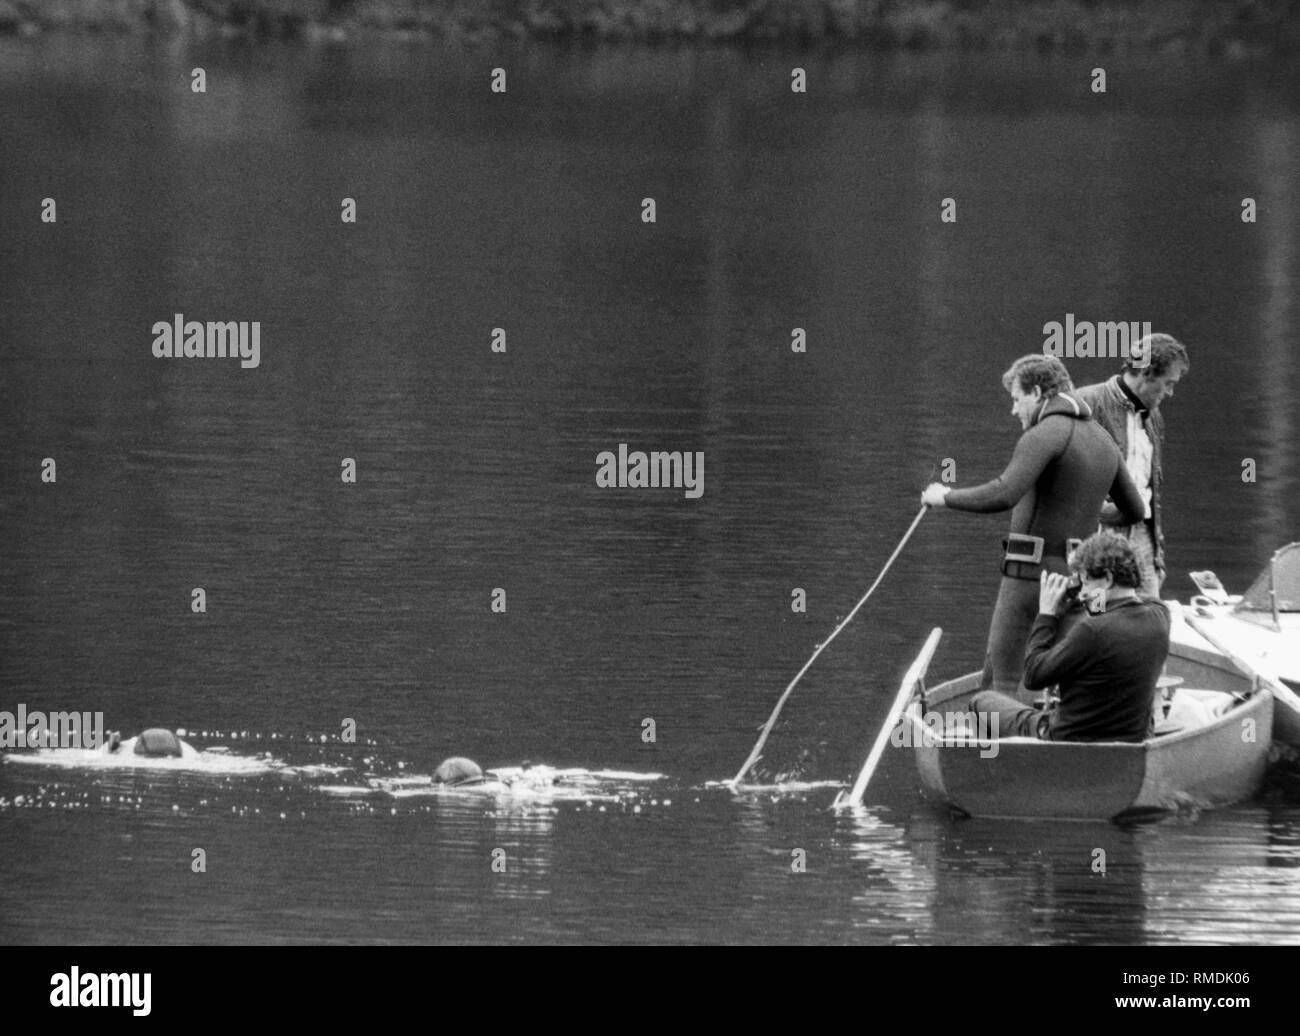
433, 757, 483, 785
5, 737, 275, 775
132, 729, 184, 758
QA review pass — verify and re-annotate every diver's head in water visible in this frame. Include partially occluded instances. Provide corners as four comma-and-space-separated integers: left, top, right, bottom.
134, 728, 184, 758
434, 757, 482, 785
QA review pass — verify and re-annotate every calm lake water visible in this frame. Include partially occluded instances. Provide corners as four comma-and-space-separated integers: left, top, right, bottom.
1, 36, 1298, 945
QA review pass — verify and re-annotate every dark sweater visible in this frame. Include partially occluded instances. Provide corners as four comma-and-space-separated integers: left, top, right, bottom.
945, 392, 1146, 558
1023, 597, 1171, 742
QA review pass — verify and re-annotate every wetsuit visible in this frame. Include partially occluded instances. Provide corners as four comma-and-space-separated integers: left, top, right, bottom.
945, 392, 1146, 698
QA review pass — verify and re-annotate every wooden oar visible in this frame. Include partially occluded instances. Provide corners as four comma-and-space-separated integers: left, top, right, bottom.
833, 627, 942, 809
1184, 611, 1300, 715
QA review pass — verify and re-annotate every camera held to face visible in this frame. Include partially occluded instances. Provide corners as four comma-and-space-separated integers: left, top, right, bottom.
1065, 572, 1082, 602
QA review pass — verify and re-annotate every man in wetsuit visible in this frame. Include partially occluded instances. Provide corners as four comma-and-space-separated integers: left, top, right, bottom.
1075, 333, 1189, 597
970, 531, 1171, 742
921, 354, 1146, 699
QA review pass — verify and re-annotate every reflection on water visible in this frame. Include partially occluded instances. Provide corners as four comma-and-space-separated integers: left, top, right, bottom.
1138, 810, 1300, 944
839, 808, 937, 943
891, 812, 1147, 945
1266, 812, 1300, 869
1, 36, 1299, 943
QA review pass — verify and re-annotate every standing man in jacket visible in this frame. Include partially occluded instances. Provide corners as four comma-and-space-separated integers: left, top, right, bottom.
1075, 333, 1190, 597
922, 354, 1145, 699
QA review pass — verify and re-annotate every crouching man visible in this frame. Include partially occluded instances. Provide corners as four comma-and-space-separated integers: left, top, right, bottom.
970, 531, 1170, 743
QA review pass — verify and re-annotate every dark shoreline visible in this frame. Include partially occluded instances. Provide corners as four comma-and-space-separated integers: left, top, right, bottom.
1, 0, 1297, 54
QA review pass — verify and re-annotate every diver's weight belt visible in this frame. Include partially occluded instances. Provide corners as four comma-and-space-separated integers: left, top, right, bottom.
1000, 533, 1083, 580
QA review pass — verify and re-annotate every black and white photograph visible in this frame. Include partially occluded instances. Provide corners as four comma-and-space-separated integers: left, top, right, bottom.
1, 0, 1298, 998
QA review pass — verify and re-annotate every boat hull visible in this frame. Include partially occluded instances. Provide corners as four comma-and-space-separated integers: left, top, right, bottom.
912, 670, 1273, 821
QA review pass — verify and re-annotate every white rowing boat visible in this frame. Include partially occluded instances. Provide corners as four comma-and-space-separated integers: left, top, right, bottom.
840, 628, 1274, 821
907, 667, 1272, 821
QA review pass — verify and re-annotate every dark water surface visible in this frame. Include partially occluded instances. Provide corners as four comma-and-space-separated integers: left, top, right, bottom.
2, 37, 1299, 944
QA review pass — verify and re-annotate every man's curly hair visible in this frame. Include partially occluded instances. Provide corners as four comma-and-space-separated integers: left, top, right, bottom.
1002, 354, 1074, 398
1070, 530, 1142, 589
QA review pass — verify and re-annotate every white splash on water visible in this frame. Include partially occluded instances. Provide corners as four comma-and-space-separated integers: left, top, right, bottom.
318, 764, 665, 803
3, 745, 277, 776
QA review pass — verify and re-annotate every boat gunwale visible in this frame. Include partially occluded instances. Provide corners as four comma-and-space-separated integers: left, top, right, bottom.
913, 669, 1266, 752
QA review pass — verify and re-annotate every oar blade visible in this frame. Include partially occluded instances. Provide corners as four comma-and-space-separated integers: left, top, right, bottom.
838, 627, 943, 809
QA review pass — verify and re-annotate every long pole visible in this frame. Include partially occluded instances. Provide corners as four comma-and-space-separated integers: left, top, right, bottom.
730, 506, 928, 786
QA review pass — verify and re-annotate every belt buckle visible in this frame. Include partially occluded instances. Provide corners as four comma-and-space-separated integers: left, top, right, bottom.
1004, 533, 1044, 565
